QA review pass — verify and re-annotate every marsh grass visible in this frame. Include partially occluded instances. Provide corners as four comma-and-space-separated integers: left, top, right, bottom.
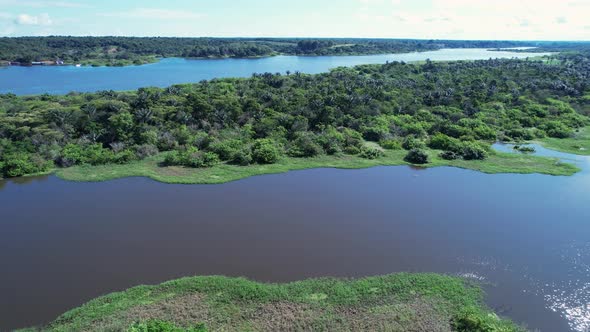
54, 147, 579, 185
23, 274, 523, 332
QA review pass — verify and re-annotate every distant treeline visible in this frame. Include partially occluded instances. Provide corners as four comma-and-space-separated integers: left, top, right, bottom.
1, 51, 589, 178
0, 36, 546, 65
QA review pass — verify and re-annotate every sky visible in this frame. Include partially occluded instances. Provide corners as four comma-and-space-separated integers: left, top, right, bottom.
0, 0, 589, 40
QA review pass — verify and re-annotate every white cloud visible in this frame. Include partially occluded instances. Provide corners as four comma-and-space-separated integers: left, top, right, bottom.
0, 0, 91, 8
99, 8, 204, 20
15, 13, 52, 25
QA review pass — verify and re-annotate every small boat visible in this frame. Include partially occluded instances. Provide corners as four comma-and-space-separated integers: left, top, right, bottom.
75, 64, 82, 67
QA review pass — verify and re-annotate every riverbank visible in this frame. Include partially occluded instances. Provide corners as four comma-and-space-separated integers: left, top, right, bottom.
17, 273, 522, 331
54, 148, 579, 185
537, 127, 590, 155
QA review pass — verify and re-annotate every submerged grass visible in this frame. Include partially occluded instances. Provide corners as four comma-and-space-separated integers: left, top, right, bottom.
21, 274, 523, 332
55, 148, 579, 185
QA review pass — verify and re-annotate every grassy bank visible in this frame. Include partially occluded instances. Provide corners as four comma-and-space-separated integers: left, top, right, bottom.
537, 127, 590, 155
19, 274, 522, 332
55, 148, 579, 185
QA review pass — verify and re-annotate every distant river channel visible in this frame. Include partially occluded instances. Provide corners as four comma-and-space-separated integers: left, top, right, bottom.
0, 48, 549, 95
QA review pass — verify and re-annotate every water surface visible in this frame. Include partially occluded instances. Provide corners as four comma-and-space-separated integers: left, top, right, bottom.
0, 48, 549, 95
0, 146, 588, 331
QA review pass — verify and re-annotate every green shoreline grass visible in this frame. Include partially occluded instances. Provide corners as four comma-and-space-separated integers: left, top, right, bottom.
18, 273, 523, 332
536, 127, 590, 155
54, 148, 579, 185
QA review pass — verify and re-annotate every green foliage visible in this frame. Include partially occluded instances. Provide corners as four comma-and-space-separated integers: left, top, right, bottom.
402, 136, 425, 150
61, 144, 114, 166
453, 306, 519, 332
404, 149, 429, 164
287, 132, 323, 157
163, 148, 220, 168
2, 52, 590, 178
1, 152, 52, 177
379, 139, 402, 150
128, 320, 207, 332
359, 145, 384, 159
37, 273, 522, 332
460, 142, 489, 160
252, 139, 280, 164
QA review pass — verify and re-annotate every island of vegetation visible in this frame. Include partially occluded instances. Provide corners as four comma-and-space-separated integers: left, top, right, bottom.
0, 36, 544, 67
18, 273, 523, 331
1, 52, 590, 183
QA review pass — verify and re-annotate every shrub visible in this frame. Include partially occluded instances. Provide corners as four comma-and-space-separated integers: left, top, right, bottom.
287, 133, 323, 157
113, 150, 138, 164
252, 139, 280, 164
513, 145, 536, 153
452, 307, 512, 332
230, 147, 253, 166
163, 148, 220, 168
461, 142, 488, 160
404, 149, 429, 164
360, 145, 384, 159
379, 139, 402, 150
134, 144, 159, 159
343, 146, 361, 155
543, 121, 573, 138
60, 143, 115, 166
402, 136, 425, 150
209, 139, 243, 161
1, 153, 52, 178
440, 151, 460, 160
428, 133, 455, 150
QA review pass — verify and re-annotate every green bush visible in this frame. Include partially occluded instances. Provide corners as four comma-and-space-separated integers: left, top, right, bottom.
440, 151, 460, 160
61, 144, 116, 166
402, 136, 425, 150
343, 145, 361, 155
428, 133, 455, 150
360, 145, 384, 159
209, 139, 243, 161
287, 132, 323, 157
379, 139, 402, 150
252, 139, 280, 164
1, 153, 52, 178
230, 147, 253, 166
404, 149, 429, 164
461, 142, 488, 160
452, 307, 516, 332
163, 148, 220, 168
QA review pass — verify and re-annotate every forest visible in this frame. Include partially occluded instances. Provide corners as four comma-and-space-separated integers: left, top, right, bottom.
0, 36, 538, 66
1, 51, 589, 179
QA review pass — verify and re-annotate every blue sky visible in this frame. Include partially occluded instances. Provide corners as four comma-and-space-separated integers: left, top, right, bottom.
0, 0, 589, 40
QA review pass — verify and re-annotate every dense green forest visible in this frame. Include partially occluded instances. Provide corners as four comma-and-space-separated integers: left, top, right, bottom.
1, 52, 589, 179
0, 36, 536, 66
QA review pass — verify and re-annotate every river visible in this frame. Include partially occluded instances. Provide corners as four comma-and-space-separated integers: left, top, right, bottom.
0, 146, 589, 331
0, 48, 548, 95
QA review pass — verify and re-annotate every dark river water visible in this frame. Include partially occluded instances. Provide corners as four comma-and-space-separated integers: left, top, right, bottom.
0, 145, 589, 331
0, 48, 548, 95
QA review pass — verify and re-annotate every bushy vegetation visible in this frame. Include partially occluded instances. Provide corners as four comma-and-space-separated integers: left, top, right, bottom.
1, 52, 590, 179
28, 274, 522, 331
